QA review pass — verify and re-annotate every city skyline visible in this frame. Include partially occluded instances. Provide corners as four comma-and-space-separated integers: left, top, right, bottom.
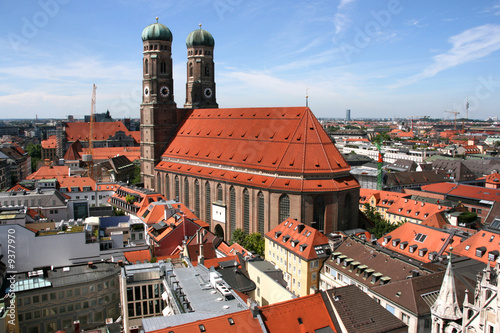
1, 0, 500, 120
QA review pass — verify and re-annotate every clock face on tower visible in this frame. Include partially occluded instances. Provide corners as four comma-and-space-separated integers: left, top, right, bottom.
144, 86, 149, 97
160, 86, 170, 98
204, 87, 212, 99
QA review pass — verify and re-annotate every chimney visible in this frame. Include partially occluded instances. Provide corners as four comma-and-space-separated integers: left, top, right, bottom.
249, 301, 260, 318
73, 320, 80, 333
182, 213, 188, 240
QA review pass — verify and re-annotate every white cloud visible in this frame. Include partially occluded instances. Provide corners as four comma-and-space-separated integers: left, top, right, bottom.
391, 24, 500, 88
334, 0, 357, 36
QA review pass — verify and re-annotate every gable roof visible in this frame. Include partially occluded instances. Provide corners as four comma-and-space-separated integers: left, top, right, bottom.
359, 189, 408, 209
328, 236, 429, 286
81, 146, 141, 162
385, 197, 451, 222
65, 121, 140, 143
41, 135, 57, 149
63, 140, 82, 160
27, 165, 70, 180
260, 292, 337, 332
156, 108, 360, 193
265, 218, 329, 261
423, 183, 500, 203
323, 286, 407, 333
158, 107, 353, 184
148, 309, 263, 333
378, 222, 461, 263
452, 229, 500, 266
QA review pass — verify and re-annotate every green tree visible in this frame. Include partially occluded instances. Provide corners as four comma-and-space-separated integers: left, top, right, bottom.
231, 228, 247, 246
244, 233, 265, 257
230, 229, 265, 257
26, 143, 42, 172
363, 203, 402, 239
130, 165, 141, 184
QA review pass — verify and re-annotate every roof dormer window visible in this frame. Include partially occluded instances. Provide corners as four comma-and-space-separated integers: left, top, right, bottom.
409, 244, 418, 253
275, 231, 282, 239
400, 241, 408, 250
392, 238, 400, 247
476, 246, 486, 258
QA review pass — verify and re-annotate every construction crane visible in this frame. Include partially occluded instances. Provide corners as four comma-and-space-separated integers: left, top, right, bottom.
82, 84, 96, 179
445, 110, 460, 131
374, 139, 383, 190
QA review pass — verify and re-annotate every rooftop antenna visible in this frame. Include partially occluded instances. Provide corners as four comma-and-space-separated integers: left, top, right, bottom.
305, 88, 309, 108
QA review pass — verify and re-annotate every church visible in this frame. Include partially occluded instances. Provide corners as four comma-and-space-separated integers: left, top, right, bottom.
139, 19, 360, 241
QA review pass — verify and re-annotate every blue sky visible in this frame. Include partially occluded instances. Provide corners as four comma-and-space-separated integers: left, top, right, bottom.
1, 0, 500, 120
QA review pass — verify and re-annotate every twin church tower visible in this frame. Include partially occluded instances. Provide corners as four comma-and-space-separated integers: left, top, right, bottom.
140, 19, 218, 189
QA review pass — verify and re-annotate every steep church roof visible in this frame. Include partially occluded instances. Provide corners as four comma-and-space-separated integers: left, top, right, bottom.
157, 107, 356, 192
430, 253, 462, 320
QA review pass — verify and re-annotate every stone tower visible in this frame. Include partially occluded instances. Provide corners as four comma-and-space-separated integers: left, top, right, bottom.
184, 25, 218, 109
140, 19, 178, 190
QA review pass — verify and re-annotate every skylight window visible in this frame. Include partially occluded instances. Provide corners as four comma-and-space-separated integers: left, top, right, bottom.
285, 221, 289, 226
414, 233, 427, 243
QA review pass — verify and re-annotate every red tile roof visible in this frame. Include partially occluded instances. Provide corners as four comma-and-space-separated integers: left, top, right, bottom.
148, 309, 262, 333
385, 197, 450, 222
157, 161, 358, 192
378, 222, 460, 263
57, 176, 96, 192
41, 135, 57, 149
452, 230, 500, 266
260, 293, 337, 332
27, 165, 70, 179
359, 189, 408, 209
7, 184, 31, 192
65, 121, 139, 143
63, 140, 82, 160
422, 183, 500, 203
158, 107, 352, 179
202, 255, 241, 269
81, 146, 141, 162
486, 173, 500, 186
265, 218, 329, 261
124, 249, 152, 264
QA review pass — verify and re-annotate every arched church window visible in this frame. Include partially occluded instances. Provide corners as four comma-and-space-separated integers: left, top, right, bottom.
145, 59, 149, 75
175, 175, 180, 200
189, 63, 193, 77
194, 180, 200, 217
313, 196, 325, 232
230, 186, 236, 235
160, 62, 166, 74
279, 194, 290, 223
205, 182, 211, 226
258, 192, 264, 234
205, 65, 210, 77
184, 177, 189, 206
243, 189, 250, 234
164, 174, 170, 199
217, 184, 223, 201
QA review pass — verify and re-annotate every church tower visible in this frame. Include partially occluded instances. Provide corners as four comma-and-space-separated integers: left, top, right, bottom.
184, 25, 218, 109
140, 18, 178, 190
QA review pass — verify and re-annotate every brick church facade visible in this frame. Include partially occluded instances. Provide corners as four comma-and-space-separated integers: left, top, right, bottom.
140, 20, 360, 240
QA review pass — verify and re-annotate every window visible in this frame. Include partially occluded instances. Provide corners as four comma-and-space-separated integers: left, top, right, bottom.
205, 65, 210, 77
175, 175, 180, 200
243, 189, 250, 234
258, 191, 265, 234
230, 186, 236, 235
184, 177, 189, 206
279, 194, 290, 223
386, 304, 396, 315
195, 179, 200, 217
312, 272, 317, 281
401, 313, 410, 324
217, 183, 223, 201
205, 182, 211, 225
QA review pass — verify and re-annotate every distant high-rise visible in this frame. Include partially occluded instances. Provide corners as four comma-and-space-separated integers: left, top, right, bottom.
346, 109, 351, 121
